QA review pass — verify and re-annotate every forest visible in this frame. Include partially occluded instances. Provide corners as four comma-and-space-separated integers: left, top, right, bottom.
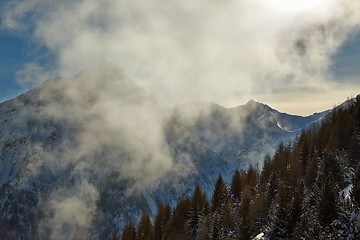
118, 95, 360, 240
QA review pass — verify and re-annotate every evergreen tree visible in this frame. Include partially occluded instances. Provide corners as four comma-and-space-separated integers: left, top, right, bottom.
318, 176, 339, 229
188, 185, 208, 238
285, 182, 304, 236
230, 170, 242, 201
113, 232, 118, 240
137, 212, 154, 240
265, 184, 288, 240
244, 165, 258, 195
304, 150, 317, 189
220, 197, 236, 238
351, 164, 360, 209
260, 154, 273, 187
317, 150, 341, 229
211, 176, 226, 213
296, 191, 321, 240
239, 187, 252, 240
121, 222, 137, 240
249, 189, 267, 234
198, 214, 212, 240
333, 200, 359, 240
166, 198, 191, 240
154, 204, 171, 240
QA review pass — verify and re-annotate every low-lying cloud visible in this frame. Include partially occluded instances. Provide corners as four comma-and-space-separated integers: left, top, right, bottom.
18, 63, 182, 238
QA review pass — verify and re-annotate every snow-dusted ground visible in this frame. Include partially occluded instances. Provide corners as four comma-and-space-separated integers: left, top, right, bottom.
0, 63, 328, 239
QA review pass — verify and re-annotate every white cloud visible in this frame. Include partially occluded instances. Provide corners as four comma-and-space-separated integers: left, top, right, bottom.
2, 0, 360, 108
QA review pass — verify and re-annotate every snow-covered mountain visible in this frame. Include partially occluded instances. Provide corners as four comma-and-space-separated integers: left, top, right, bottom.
0, 62, 327, 239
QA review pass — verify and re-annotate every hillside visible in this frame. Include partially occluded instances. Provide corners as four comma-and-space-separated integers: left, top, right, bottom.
121, 95, 360, 240
0, 63, 327, 239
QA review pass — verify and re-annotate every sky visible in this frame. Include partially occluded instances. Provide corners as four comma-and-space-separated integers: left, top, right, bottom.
0, 0, 360, 116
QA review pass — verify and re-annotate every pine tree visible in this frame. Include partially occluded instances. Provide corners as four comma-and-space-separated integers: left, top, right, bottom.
220, 197, 236, 238
113, 232, 118, 240
166, 198, 191, 240
317, 150, 341, 229
197, 214, 211, 240
188, 185, 208, 239
211, 176, 226, 213
333, 200, 359, 240
230, 170, 242, 201
285, 182, 304, 236
351, 164, 360, 209
248, 189, 267, 234
260, 154, 273, 187
239, 187, 252, 240
296, 191, 321, 240
304, 150, 317, 189
154, 204, 171, 240
318, 176, 339, 229
137, 212, 154, 240
244, 165, 258, 195
265, 184, 288, 240
121, 222, 137, 240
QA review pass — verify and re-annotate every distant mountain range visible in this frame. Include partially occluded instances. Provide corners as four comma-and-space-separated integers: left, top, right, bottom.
0, 62, 330, 239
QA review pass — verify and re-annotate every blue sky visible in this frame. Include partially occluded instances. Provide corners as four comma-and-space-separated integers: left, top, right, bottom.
0, 30, 29, 101
332, 34, 360, 81
0, 27, 55, 102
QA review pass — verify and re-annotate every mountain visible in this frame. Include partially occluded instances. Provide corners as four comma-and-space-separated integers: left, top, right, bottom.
0, 62, 328, 239
121, 95, 360, 240
170, 99, 328, 169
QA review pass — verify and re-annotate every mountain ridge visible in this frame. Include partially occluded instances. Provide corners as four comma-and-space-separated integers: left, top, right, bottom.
0, 63, 335, 239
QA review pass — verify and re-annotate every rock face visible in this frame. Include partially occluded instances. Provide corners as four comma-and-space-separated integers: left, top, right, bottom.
0, 62, 327, 239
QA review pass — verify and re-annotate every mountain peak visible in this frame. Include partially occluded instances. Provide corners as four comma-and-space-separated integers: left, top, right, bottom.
74, 60, 129, 83
245, 99, 267, 107
70, 61, 157, 105
246, 99, 257, 104
243, 99, 272, 111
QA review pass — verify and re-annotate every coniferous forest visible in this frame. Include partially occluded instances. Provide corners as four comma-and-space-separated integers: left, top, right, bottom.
119, 95, 360, 240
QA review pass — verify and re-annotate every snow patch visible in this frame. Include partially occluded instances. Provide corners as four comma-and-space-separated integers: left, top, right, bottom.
340, 184, 352, 200
252, 232, 264, 240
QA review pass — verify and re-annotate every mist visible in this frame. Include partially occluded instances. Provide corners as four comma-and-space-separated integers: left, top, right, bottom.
11, 63, 185, 239
2, 0, 360, 113
1, 0, 360, 238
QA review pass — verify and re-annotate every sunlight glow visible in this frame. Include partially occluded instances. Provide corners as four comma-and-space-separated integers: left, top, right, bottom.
264, 0, 330, 14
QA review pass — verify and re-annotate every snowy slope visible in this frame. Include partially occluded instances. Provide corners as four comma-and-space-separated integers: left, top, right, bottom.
0, 62, 327, 239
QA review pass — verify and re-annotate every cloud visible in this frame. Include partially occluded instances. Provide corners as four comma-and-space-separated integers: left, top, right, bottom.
32, 62, 177, 192
39, 181, 99, 240
2, 0, 360, 237
16, 63, 182, 237
2, 0, 360, 108
15, 62, 54, 89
